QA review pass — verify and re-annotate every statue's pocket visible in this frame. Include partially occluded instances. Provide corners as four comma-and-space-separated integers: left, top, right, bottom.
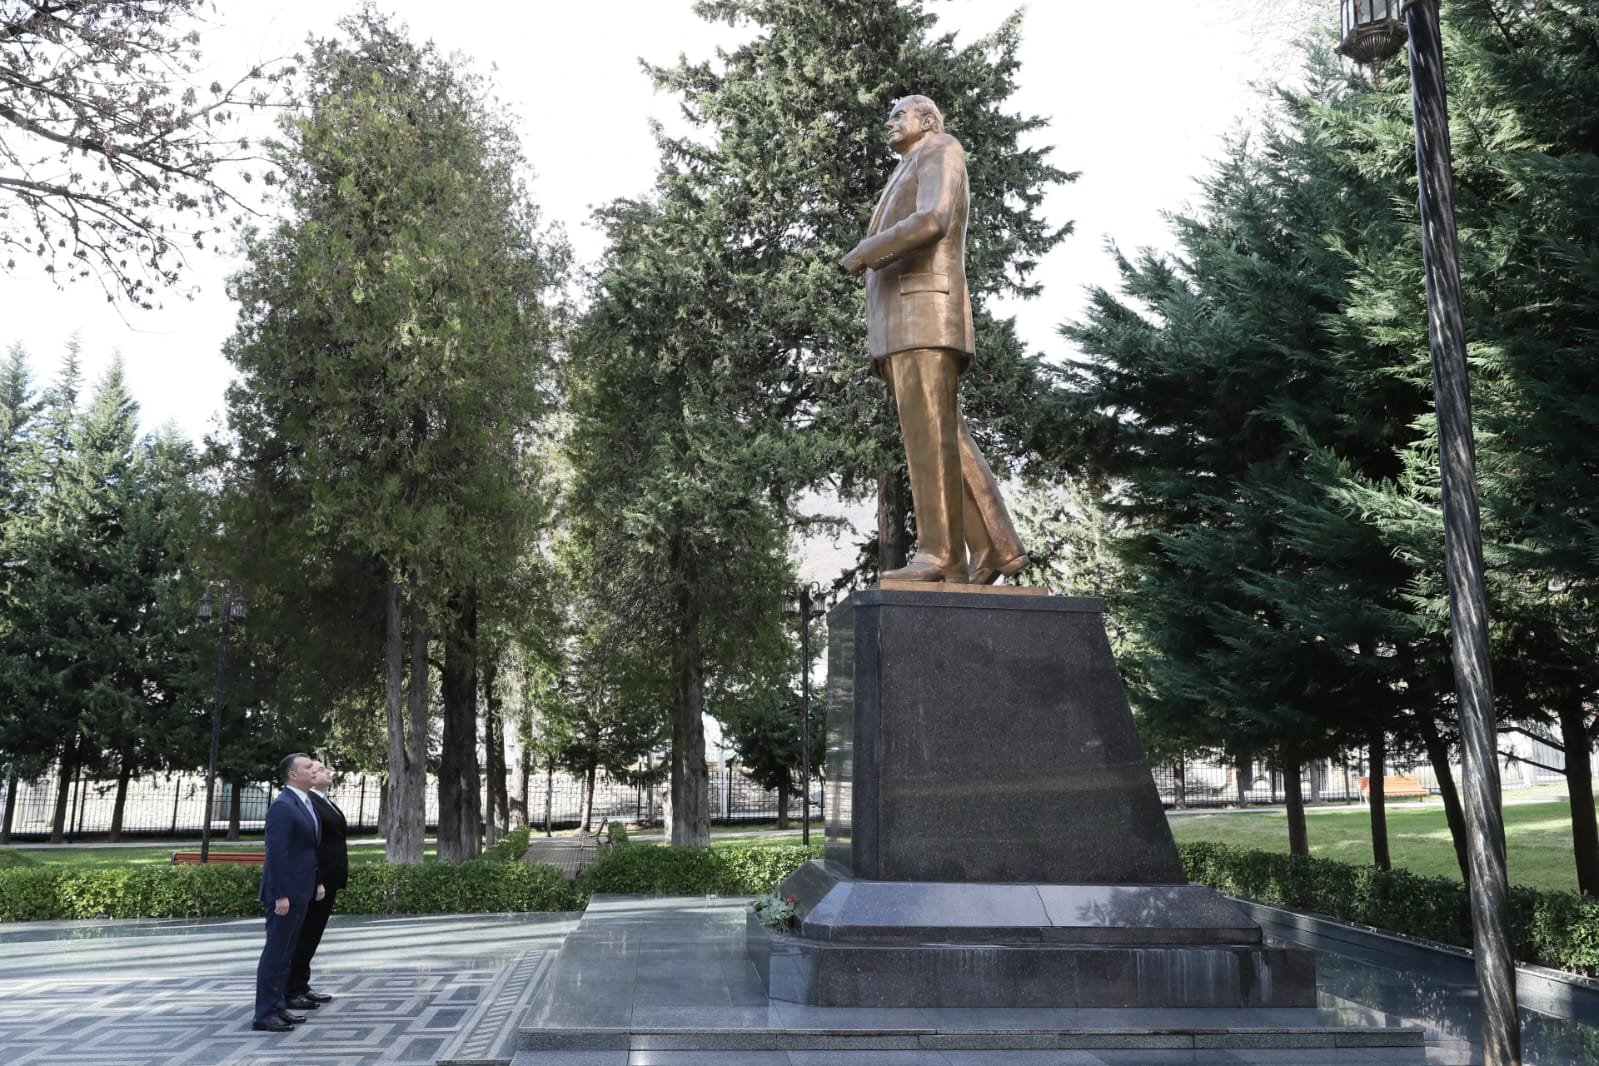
898, 272, 950, 295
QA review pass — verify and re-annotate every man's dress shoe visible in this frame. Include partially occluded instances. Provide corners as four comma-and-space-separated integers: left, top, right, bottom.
278, 1009, 307, 1025
251, 1017, 293, 1032
301, 989, 334, 1003
286, 995, 321, 1010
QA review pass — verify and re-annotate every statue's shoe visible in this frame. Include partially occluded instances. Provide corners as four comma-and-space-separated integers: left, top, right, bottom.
970, 551, 1028, 585
883, 559, 966, 583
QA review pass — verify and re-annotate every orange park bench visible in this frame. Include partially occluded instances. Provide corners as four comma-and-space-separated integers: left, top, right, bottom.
1357, 775, 1429, 802
171, 850, 266, 865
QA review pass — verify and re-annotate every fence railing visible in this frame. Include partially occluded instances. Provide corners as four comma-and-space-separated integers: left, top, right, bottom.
0, 744, 1577, 843
0, 768, 818, 842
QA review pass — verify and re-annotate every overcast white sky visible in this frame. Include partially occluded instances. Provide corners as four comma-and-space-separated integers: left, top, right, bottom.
3, 1, 1332, 446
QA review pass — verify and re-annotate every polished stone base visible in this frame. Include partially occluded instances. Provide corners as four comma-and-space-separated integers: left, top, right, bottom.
800, 592, 1318, 1011
517, 896, 1423, 1061
755, 861, 1317, 1009
824, 590, 1186, 885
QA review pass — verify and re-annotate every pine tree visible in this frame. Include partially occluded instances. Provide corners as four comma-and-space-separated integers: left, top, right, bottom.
0, 357, 209, 840
1336, 1, 1599, 893
1055, 51, 1438, 856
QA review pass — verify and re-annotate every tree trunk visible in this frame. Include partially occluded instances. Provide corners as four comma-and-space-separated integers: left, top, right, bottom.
438, 588, 482, 862
108, 760, 133, 842
1558, 700, 1599, 897
876, 466, 909, 574
227, 779, 242, 841
669, 539, 710, 847
0, 767, 16, 844
483, 654, 509, 845
49, 738, 78, 844
383, 577, 409, 860
508, 733, 528, 830
1234, 753, 1251, 807
377, 777, 389, 840
543, 760, 554, 836
1173, 754, 1187, 809
671, 649, 709, 848
1368, 732, 1391, 870
404, 594, 430, 858
1419, 716, 1470, 884
385, 576, 429, 863
581, 765, 597, 832
1284, 753, 1308, 857
776, 775, 790, 831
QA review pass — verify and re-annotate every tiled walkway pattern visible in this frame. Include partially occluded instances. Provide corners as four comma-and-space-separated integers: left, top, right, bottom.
0, 911, 576, 1065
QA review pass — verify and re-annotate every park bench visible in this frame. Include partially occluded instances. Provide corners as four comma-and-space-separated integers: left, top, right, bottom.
1356, 774, 1429, 801
171, 850, 266, 865
170, 850, 263, 869
522, 818, 613, 880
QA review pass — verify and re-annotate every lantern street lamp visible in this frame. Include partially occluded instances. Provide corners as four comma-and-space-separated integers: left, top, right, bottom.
1336, 1, 1408, 67
196, 588, 246, 864
1338, 3, 1520, 1063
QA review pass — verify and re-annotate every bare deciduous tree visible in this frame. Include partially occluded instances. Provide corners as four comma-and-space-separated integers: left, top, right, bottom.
0, 1, 289, 306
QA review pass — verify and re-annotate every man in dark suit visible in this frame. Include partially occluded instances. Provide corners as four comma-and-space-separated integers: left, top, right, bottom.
252, 752, 324, 1033
843, 94, 1026, 585
286, 758, 347, 1009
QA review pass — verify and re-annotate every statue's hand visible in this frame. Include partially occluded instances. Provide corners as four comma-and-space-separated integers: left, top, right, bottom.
842, 246, 868, 277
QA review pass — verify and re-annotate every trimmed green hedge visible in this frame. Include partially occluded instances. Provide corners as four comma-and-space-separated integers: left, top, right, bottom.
581, 842, 821, 895
0, 855, 585, 922
482, 826, 533, 863
1179, 841, 1599, 977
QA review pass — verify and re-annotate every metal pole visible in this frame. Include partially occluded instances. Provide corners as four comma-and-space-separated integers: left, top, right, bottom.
799, 585, 812, 846
200, 602, 230, 864
1402, 3, 1519, 1061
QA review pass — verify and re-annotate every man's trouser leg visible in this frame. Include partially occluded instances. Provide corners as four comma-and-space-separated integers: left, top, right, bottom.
255, 902, 307, 1024
886, 347, 966, 581
287, 888, 335, 998
957, 412, 1025, 578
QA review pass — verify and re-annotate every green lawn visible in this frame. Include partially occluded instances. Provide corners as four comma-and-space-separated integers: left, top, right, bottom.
1168, 798, 1587, 893
4, 839, 434, 868
7, 799, 1587, 894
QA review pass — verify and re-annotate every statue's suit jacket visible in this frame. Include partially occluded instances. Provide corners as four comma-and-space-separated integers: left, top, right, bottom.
855, 132, 975, 366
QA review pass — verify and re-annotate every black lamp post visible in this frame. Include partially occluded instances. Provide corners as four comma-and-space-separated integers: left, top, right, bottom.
1338, 4, 1520, 1063
792, 583, 826, 846
197, 588, 246, 864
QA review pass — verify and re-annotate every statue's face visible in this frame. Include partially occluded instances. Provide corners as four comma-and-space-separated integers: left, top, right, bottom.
884, 102, 925, 155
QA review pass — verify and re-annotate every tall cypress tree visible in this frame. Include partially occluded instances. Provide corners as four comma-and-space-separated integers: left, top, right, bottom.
649, 0, 1073, 571
566, 0, 1073, 845
221, 9, 566, 861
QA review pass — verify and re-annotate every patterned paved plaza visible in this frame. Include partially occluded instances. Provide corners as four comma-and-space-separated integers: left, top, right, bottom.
0, 911, 578, 1065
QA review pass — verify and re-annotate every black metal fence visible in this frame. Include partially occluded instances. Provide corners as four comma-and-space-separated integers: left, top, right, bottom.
0, 768, 819, 842
0, 743, 1575, 842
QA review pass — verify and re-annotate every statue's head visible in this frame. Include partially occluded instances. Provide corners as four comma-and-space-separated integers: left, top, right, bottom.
885, 95, 944, 154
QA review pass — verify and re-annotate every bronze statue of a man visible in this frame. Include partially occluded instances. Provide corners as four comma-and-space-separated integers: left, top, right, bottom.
843, 95, 1026, 585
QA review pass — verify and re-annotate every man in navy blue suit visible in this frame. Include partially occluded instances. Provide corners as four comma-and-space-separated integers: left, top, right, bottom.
252, 752, 325, 1032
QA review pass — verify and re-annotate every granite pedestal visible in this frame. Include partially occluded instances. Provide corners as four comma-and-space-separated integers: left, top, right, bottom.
756, 589, 1316, 1009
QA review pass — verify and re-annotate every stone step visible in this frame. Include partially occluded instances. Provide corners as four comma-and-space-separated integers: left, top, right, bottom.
515, 1022, 1424, 1053
513, 896, 1425, 1061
